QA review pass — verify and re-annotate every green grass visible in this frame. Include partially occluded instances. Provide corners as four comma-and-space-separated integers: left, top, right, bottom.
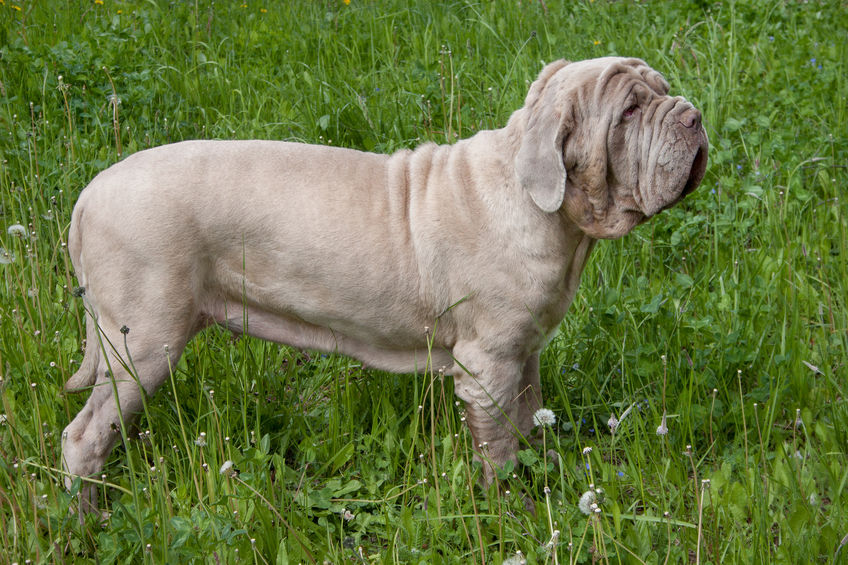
1, 0, 846, 563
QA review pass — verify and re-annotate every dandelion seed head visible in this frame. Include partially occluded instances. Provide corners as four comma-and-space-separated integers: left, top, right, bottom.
7, 224, 26, 238
219, 460, 236, 477
578, 490, 596, 515
545, 529, 560, 548
656, 412, 668, 436
533, 408, 556, 427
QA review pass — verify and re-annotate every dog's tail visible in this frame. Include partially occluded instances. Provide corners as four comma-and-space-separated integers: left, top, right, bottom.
65, 197, 100, 392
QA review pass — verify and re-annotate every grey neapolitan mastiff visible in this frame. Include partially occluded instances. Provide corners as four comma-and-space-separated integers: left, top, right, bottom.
62, 57, 708, 509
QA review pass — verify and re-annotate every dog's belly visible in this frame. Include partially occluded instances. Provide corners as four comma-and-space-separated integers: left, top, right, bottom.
215, 303, 454, 374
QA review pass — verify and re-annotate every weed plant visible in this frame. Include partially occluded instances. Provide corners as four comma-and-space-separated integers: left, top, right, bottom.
0, 1, 846, 563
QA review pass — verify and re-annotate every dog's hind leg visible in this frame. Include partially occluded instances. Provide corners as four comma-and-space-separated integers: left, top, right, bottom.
62, 295, 196, 513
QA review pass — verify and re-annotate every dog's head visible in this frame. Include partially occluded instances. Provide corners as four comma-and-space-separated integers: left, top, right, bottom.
514, 57, 708, 239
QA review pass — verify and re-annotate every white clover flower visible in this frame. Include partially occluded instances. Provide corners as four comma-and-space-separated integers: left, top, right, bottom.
194, 432, 207, 447
342, 509, 355, 521
578, 490, 596, 515
607, 413, 619, 433
219, 460, 235, 477
7, 224, 26, 238
533, 408, 556, 427
656, 411, 668, 436
582, 446, 592, 455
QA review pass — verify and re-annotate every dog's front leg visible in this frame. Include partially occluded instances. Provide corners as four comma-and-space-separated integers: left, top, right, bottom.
516, 352, 544, 439
451, 343, 526, 483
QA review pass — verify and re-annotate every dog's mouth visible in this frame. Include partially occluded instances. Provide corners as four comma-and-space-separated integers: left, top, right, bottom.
681, 146, 707, 199
642, 127, 709, 218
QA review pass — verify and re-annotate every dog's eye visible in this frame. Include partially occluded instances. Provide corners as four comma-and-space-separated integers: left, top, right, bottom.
623, 104, 639, 119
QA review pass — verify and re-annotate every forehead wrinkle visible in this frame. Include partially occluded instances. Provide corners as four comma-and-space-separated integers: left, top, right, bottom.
642, 67, 670, 95
596, 68, 657, 112
593, 64, 630, 103
624, 82, 638, 103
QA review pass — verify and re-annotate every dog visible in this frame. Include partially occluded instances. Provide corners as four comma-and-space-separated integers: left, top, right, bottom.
62, 57, 707, 510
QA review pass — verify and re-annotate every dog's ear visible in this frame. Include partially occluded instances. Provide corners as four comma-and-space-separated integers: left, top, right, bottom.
515, 61, 572, 213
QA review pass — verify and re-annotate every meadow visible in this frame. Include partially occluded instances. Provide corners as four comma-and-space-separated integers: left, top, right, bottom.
0, 0, 846, 563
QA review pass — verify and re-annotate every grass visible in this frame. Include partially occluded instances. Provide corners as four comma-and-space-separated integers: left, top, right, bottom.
0, 0, 846, 563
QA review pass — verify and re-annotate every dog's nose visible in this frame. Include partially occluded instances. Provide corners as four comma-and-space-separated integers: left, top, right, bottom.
680, 108, 701, 129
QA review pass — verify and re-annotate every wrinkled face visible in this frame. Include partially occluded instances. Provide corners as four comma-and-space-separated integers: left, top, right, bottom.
563, 58, 709, 238
515, 57, 709, 239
